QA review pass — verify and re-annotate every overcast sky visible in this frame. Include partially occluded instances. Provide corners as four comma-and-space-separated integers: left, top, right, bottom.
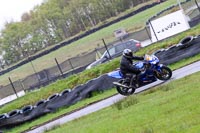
0, 0, 44, 31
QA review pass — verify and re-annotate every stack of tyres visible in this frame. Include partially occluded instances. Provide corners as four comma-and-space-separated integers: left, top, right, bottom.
0, 73, 118, 128
154, 35, 200, 65
0, 106, 34, 128
20, 105, 34, 121
45, 93, 60, 112
1, 109, 22, 128
32, 99, 50, 118
44, 89, 71, 111
0, 113, 8, 128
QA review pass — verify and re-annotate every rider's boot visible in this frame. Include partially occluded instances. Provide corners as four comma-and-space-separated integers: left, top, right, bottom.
130, 74, 140, 88
135, 74, 140, 88
124, 77, 131, 87
128, 75, 137, 88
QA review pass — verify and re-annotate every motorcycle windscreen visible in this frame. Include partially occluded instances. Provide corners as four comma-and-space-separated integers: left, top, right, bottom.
107, 70, 123, 79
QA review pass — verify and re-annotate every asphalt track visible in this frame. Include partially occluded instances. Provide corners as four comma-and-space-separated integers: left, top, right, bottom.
27, 60, 200, 133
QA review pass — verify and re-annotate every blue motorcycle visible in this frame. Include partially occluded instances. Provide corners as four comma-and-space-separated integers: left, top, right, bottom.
111, 54, 172, 96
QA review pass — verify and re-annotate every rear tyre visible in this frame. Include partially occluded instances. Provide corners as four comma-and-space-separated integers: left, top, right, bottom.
116, 79, 135, 96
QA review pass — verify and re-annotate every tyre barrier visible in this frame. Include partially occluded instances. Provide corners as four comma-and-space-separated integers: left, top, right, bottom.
45, 93, 61, 112
1, 109, 23, 128
1, 35, 200, 129
7, 109, 21, 118
19, 105, 35, 124
35, 99, 46, 107
0, 114, 7, 128
32, 99, 50, 117
179, 36, 194, 48
0, 114, 8, 120
0, 74, 118, 129
47, 93, 59, 101
155, 35, 200, 65
195, 34, 200, 38
21, 105, 33, 114
60, 89, 71, 96
0, 114, 8, 127
152, 48, 165, 55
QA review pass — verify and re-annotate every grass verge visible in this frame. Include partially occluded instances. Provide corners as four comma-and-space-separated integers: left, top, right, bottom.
44, 72, 200, 133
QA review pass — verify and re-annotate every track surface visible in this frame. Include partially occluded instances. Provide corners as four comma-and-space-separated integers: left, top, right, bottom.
27, 61, 200, 133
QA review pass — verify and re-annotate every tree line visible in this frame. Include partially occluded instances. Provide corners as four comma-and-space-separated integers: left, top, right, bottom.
0, 0, 150, 65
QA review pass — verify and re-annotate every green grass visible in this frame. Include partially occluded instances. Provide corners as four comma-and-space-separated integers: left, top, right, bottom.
0, 0, 186, 85
44, 72, 200, 133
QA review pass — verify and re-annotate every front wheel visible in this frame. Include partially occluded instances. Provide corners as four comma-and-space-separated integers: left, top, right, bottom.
155, 66, 172, 80
115, 79, 136, 96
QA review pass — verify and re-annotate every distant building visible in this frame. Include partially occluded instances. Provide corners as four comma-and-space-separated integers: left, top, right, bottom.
113, 28, 128, 40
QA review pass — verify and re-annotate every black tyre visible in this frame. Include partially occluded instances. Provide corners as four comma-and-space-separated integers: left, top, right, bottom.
116, 79, 135, 96
0, 114, 7, 120
47, 93, 59, 101
21, 105, 33, 114
60, 89, 71, 96
7, 110, 20, 118
155, 66, 172, 80
34, 99, 47, 107
153, 48, 165, 55
179, 36, 194, 48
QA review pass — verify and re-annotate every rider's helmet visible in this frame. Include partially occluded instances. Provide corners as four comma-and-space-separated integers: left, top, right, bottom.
123, 49, 133, 59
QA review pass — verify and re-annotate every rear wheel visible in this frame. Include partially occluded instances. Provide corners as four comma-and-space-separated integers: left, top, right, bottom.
116, 79, 136, 96
155, 66, 172, 80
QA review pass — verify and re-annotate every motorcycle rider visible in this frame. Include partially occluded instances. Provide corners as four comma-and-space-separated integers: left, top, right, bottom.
120, 49, 144, 88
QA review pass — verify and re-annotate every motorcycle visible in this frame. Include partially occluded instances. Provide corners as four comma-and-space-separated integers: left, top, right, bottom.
112, 54, 172, 96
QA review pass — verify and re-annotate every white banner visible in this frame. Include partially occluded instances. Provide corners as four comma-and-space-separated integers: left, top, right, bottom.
150, 10, 190, 42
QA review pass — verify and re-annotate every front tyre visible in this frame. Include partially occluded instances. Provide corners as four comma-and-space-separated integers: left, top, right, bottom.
116, 79, 135, 96
155, 66, 172, 80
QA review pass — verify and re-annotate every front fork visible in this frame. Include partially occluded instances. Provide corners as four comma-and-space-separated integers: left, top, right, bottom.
154, 64, 164, 76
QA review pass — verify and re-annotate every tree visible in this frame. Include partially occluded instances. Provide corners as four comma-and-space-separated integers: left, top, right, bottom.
0, 0, 151, 65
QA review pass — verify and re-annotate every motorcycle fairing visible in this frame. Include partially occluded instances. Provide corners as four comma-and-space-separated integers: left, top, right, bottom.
107, 70, 123, 79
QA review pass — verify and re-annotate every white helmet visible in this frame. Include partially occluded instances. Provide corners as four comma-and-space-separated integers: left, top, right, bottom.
123, 49, 133, 59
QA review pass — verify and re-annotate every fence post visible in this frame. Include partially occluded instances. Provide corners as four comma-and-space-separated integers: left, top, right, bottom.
145, 26, 152, 42
8, 77, 19, 98
19, 79, 25, 91
55, 58, 64, 77
28, 56, 41, 84
148, 20, 159, 42
194, 0, 200, 13
68, 59, 74, 74
102, 39, 112, 59
95, 48, 101, 59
